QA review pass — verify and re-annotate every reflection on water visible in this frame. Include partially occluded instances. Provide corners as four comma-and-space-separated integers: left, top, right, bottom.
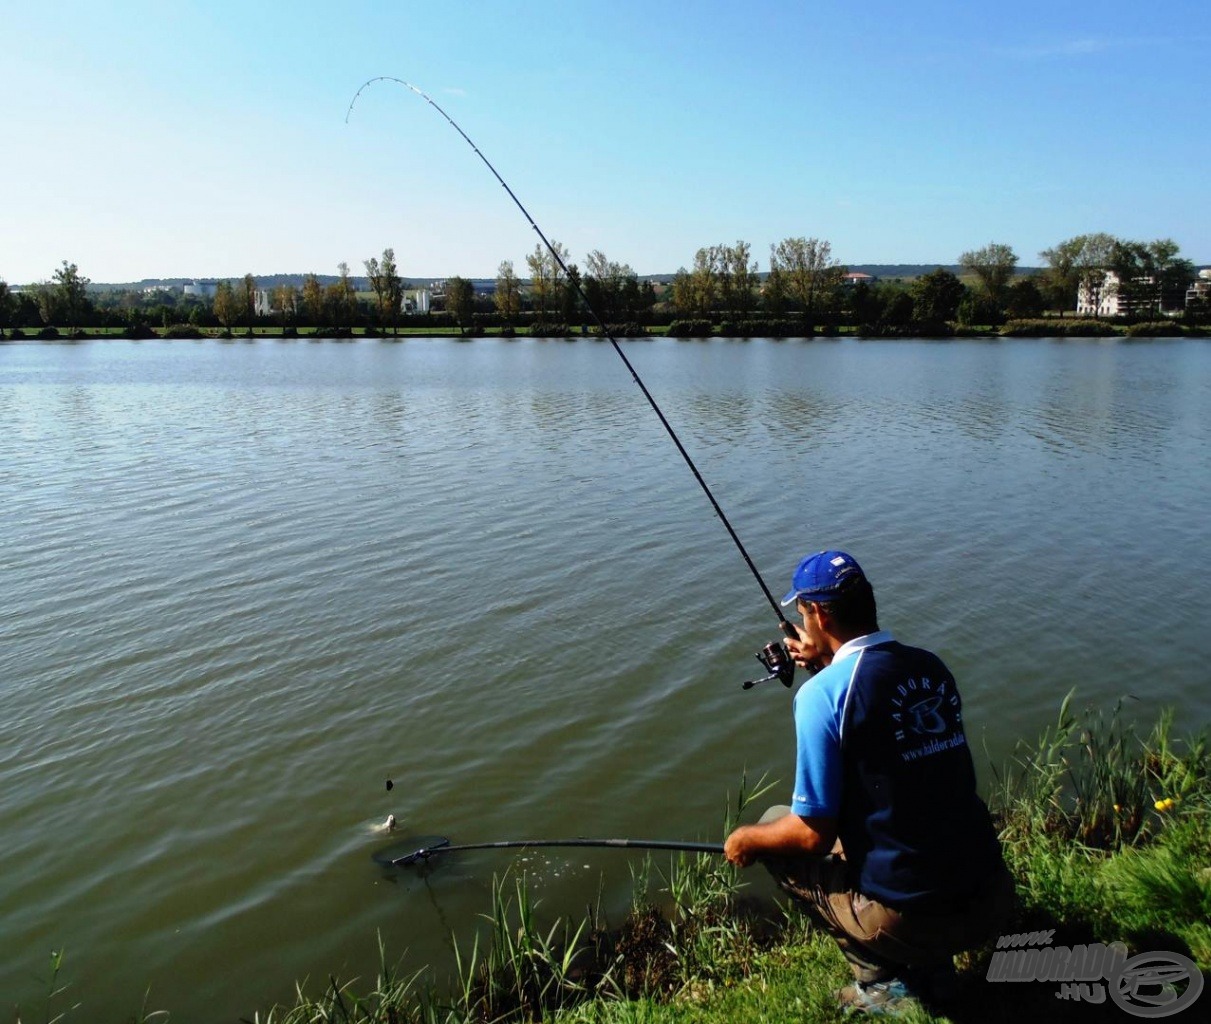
0, 336, 1208, 1020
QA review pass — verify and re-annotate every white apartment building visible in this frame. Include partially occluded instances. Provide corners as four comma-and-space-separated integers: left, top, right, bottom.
1186, 269, 1211, 308
1076, 270, 1190, 317
1076, 271, 1125, 316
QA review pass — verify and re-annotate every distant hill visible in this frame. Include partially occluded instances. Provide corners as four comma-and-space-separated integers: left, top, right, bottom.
849, 264, 1045, 280
89, 274, 497, 293
90, 265, 1055, 291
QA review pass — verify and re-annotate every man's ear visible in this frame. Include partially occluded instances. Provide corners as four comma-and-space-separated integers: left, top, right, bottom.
812, 602, 834, 631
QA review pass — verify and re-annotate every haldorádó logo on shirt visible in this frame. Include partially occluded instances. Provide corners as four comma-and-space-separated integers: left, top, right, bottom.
891, 677, 964, 762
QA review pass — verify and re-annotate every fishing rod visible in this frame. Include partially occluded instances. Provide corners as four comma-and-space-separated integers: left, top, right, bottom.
347, 78, 797, 690
373, 834, 725, 869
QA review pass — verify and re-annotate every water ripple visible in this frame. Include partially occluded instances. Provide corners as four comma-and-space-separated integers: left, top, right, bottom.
1, 337, 1209, 1018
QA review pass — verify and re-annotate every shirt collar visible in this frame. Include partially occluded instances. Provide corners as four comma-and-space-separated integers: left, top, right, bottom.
833, 630, 894, 663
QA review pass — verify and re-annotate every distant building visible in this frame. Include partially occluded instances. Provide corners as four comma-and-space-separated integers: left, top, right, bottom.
431, 279, 493, 297
183, 280, 218, 299
843, 272, 877, 286
1186, 269, 1211, 308
1075, 271, 1186, 319
1076, 271, 1123, 317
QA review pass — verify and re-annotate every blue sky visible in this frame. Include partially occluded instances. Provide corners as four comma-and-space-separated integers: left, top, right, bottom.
2, 0, 1208, 283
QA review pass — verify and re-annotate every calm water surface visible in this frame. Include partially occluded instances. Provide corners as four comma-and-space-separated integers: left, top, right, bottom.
2, 337, 1209, 1019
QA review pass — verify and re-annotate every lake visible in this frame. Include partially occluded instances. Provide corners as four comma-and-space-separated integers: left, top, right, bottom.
1, 335, 1208, 1019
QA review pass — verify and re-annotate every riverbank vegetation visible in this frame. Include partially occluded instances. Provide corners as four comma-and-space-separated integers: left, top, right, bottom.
2, 318, 1206, 344
3, 234, 1207, 343
235, 697, 1210, 1023
17, 698, 1209, 1021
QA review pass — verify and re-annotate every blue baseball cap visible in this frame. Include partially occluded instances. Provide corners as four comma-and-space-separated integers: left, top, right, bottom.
780, 550, 866, 606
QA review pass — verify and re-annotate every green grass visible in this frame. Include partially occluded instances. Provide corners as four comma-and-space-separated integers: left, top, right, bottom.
989, 694, 1211, 960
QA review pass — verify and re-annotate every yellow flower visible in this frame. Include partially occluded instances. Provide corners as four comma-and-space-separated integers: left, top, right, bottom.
1154, 798, 1176, 812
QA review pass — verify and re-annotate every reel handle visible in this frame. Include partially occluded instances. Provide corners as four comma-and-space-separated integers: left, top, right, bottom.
741, 640, 796, 690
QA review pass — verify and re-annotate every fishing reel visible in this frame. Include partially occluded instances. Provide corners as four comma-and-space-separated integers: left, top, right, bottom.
741, 641, 796, 690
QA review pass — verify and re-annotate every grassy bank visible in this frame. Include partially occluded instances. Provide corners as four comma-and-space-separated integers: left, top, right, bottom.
4, 321, 1207, 342
20, 701, 1209, 1022
240, 697, 1207, 1024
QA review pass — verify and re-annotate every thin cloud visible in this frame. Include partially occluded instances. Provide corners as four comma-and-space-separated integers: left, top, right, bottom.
442, 86, 468, 97
999, 36, 1179, 60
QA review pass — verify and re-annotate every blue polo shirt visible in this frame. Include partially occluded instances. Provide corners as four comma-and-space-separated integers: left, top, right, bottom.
792, 632, 1001, 908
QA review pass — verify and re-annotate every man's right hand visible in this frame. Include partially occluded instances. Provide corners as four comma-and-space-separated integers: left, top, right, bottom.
784, 624, 830, 673
725, 813, 839, 866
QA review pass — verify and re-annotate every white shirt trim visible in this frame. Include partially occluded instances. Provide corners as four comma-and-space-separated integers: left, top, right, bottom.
831, 631, 893, 748
833, 630, 894, 664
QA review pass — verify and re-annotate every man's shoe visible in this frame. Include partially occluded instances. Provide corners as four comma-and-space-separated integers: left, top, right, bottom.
835, 977, 917, 1016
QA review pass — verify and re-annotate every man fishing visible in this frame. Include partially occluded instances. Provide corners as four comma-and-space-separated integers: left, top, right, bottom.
724, 550, 1012, 1015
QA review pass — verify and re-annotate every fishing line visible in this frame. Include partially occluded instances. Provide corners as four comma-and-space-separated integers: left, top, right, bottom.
346, 79, 799, 676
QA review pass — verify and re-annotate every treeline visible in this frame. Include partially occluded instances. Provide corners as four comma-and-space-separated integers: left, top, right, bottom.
0, 262, 368, 339
482, 233, 1205, 337
658, 235, 1205, 336
1, 233, 1205, 340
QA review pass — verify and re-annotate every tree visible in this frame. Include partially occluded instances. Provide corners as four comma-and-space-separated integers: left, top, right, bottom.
637, 279, 657, 318
956, 292, 1004, 328
682, 241, 759, 316
12, 292, 40, 329
494, 260, 521, 323
688, 245, 720, 316
213, 281, 239, 332
238, 274, 257, 332
583, 250, 637, 323
272, 283, 298, 326
53, 261, 91, 332
909, 268, 966, 325
525, 243, 552, 318
846, 280, 881, 326
326, 262, 356, 329
0, 279, 13, 337
1108, 238, 1195, 316
671, 268, 694, 315
881, 290, 916, 329
31, 282, 58, 326
719, 241, 758, 315
301, 274, 324, 326
762, 261, 787, 315
560, 264, 582, 324
1039, 233, 1116, 312
769, 237, 844, 328
364, 248, 403, 334
546, 240, 570, 316
364, 256, 383, 325
618, 275, 652, 320
445, 276, 474, 332
1005, 277, 1045, 319
524, 240, 569, 320
1144, 239, 1195, 311
958, 243, 1018, 308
